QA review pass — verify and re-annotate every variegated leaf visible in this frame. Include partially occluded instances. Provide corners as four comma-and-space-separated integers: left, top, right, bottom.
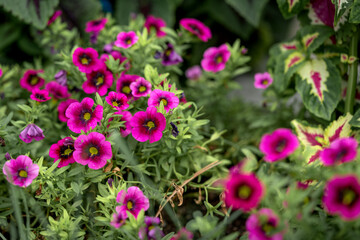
324, 113, 352, 143
276, 0, 309, 19
308, 0, 335, 27
334, 0, 354, 25
291, 119, 324, 146
299, 25, 334, 53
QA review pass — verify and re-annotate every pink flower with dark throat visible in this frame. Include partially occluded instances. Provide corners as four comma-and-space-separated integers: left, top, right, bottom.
3, 155, 39, 187
259, 128, 299, 162
148, 89, 179, 113
320, 138, 358, 166
86, 18, 108, 33
19, 123, 45, 143
105, 91, 129, 110
116, 73, 140, 99
254, 72, 273, 89
201, 44, 231, 73
161, 43, 183, 66
186, 65, 202, 80
323, 175, 360, 220
20, 69, 45, 92
110, 210, 128, 228
180, 18, 212, 42
144, 15, 166, 38
116, 186, 150, 218
30, 89, 51, 102
130, 77, 152, 97
83, 63, 113, 96
139, 216, 164, 240
72, 47, 100, 73
73, 132, 112, 169
46, 81, 71, 99
114, 31, 138, 49
130, 107, 166, 143
49, 137, 76, 168
65, 97, 103, 133
58, 99, 78, 122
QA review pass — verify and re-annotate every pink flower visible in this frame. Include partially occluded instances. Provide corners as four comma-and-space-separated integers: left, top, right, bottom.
161, 43, 183, 66
0, 68, 2, 77
139, 216, 164, 240
47, 10, 62, 25
72, 47, 100, 73
130, 77, 152, 97
185, 65, 202, 80
323, 175, 360, 220
65, 97, 103, 133
46, 81, 71, 99
246, 208, 284, 240
105, 91, 129, 110
201, 44, 231, 73
113, 111, 132, 137
3, 155, 39, 187
114, 31, 138, 49
180, 18, 212, 42
30, 89, 51, 102
144, 15, 166, 37
58, 99, 78, 122
116, 186, 150, 218
85, 18, 108, 33
259, 129, 299, 162
130, 107, 166, 143
83, 63, 113, 96
254, 72, 273, 89
110, 210, 128, 228
116, 73, 140, 99
19, 124, 45, 143
55, 70, 67, 86
224, 172, 264, 212
49, 137, 76, 168
320, 138, 358, 166
73, 132, 112, 169
170, 228, 193, 240
148, 89, 179, 113
20, 69, 45, 92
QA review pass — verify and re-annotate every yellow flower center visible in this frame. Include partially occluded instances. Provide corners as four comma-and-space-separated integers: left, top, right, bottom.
126, 39, 132, 45
83, 112, 91, 120
238, 185, 252, 199
165, 49, 172, 56
146, 121, 155, 130
160, 98, 168, 106
148, 225, 155, 231
216, 56, 223, 63
262, 80, 268, 85
342, 189, 356, 206
64, 148, 73, 156
139, 86, 146, 92
262, 223, 274, 234
89, 147, 98, 156
112, 101, 119, 106
19, 170, 28, 178
122, 86, 131, 94
127, 201, 133, 210
81, 57, 89, 65
96, 76, 104, 86
30, 76, 39, 85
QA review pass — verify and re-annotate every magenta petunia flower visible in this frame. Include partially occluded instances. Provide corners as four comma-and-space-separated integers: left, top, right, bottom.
65, 97, 103, 133
19, 123, 45, 143
130, 107, 166, 143
201, 44, 231, 73
55, 70, 67, 86
148, 89, 179, 113
0, 68, 2, 78
20, 69, 45, 92
161, 43, 183, 66
114, 31, 138, 49
224, 172, 264, 212
116, 73, 140, 99
130, 77, 152, 97
30, 89, 51, 102
170, 228, 193, 240
114, 111, 132, 137
110, 210, 128, 228
73, 132, 112, 169
186, 65, 202, 80
72, 47, 100, 73
49, 137, 76, 168
323, 175, 360, 220
144, 15, 166, 38
83, 63, 113, 96
246, 208, 284, 240
116, 186, 150, 218
259, 128, 299, 162
180, 18, 212, 42
58, 99, 78, 122
3, 155, 39, 187
85, 18, 108, 33
46, 81, 71, 99
254, 72, 273, 89
139, 216, 164, 240
47, 10, 62, 25
320, 138, 358, 166
105, 91, 129, 110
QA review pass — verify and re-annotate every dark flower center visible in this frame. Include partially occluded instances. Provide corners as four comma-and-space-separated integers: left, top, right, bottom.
275, 139, 287, 153
189, 24, 201, 34
138, 85, 147, 92
29, 75, 39, 85
35, 93, 46, 100
125, 37, 132, 45
144, 120, 156, 131
215, 54, 223, 64
92, 20, 103, 26
122, 85, 131, 94
79, 54, 92, 65
81, 110, 92, 122
18, 169, 28, 178
92, 72, 105, 86
237, 184, 252, 200
165, 49, 172, 57
160, 98, 168, 106
335, 149, 348, 162
60, 145, 74, 158
88, 145, 100, 157
339, 188, 358, 206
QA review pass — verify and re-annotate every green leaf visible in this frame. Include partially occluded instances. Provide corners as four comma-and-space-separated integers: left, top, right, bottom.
350, 0, 360, 23
350, 108, 360, 127
226, 0, 269, 27
114, 0, 138, 25
334, 0, 354, 25
276, 0, 309, 19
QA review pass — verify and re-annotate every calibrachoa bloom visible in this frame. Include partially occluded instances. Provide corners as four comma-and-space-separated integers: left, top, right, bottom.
72, 47, 100, 73
85, 18, 108, 33
144, 15, 166, 38
170, 228, 193, 240
20, 69, 45, 92
130, 107, 166, 143
83, 63, 113, 96
224, 172, 264, 212
116, 73, 140, 99
114, 31, 138, 49
30, 89, 51, 102
246, 208, 284, 240
55, 70, 67, 86
185, 65, 202, 80
254, 72, 273, 89
320, 138, 358, 166
110, 210, 128, 228
130, 77, 152, 97
3, 155, 39, 187
47, 10, 62, 25
323, 175, 360, 220
58, 99, 78, 122
148, 89, 179, 112
259, 128, 299, 162
0, 68, 2, 77
161, 43, 183, 66
180, 18, 212, 42
46, 81, 71, 99
170, 122, 179, 137
116, 186, 150, 218
65, 97, 103, 133
114, 111, 132, 137
201, 44, 231, 72
49, 137, 76, 168
19, 123, 45, 143
73, 132, 112, 169
139, 216, 164, 240
105, 91, 129, 110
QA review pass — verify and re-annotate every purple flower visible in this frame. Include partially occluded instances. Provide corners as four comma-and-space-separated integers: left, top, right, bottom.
130, 77, 152, 97
161, 43, 183, 66
58, 99, 79, 122
83, 63, 113, 96
114, 31, 138, 49
254, 72, 273, 89
19, 124, 45, 143
46, 81, 71, 99
20, 69, 45, 92
170, 228, 193, 240
65, 97, 103, 134
320, 138, 358, 166
30, 89, 51, 102
49, 137, 76, 168
3, 155, 39, 187
55, 70, 67, 86
241, 48, 248, 55
5, 152, 11, 160
201, 44, 231, 73
105, 91, 129, 110
116, 73, 140, 99
110, 210, 128, 228
144, 15, 166, 38
148, 89, 179, 113
73, 132, 112, 169
72, 47, 100, 73
259, 128, 299, 162
170, 122, 179, 137
85, 18, 108, 33
103, 43, 113, 53
180, 18, 212, 42
185, 65, 202, 80
90, 32, 99, 44
139, 216, 164, 240
116, 186, 150, 218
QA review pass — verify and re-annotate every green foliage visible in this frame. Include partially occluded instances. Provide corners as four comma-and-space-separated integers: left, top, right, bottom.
225, 0, 269, 27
